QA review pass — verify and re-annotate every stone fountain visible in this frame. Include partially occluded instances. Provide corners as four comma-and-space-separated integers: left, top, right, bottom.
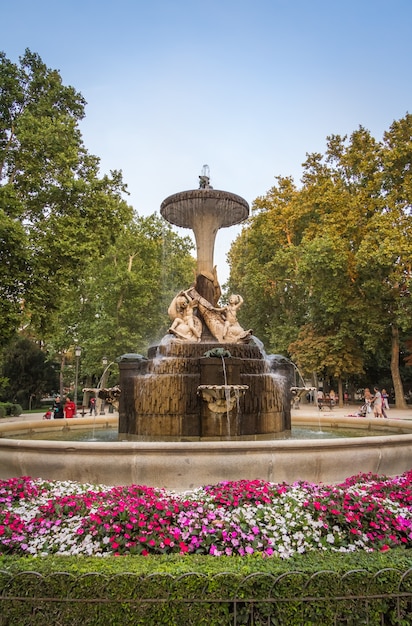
2, 169, 412, 490
118, 168, 293, 440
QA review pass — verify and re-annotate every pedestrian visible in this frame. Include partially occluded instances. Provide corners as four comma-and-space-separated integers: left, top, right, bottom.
363, 388, 373, 414
52, 395, 64, 419
89, 396, 97, 416
64, 396, 76, 419
381, 389, 390, 411
329, 389, 336, 406
372, 387, 383, 418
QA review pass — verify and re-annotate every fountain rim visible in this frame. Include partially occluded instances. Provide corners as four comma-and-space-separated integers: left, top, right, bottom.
2, 415, 412, 450
2, 415, 412, 489
160, 188, 249, 229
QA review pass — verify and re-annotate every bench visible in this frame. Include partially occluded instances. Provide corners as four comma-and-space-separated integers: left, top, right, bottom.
318, 399, 334, 410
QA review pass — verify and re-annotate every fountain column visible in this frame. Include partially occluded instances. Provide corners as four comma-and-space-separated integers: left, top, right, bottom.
160, 178, 249, 303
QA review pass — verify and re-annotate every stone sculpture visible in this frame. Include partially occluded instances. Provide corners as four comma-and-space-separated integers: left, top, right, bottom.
168, 291, 202, 342
167, 287, 252, 344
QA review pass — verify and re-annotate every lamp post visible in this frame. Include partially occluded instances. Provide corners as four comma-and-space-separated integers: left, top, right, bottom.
74, 346, 81, 416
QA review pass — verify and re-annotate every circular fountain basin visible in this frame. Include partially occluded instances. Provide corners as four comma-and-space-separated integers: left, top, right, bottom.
1, 415, 412, 490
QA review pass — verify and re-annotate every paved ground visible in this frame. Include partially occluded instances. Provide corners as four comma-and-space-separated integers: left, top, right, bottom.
2, 409, 118, 423
2, 404, 412, 423
292, 403, 412, 421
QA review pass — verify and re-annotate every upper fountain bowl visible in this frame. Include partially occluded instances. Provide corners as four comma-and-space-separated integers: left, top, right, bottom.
160, 189, 249, 230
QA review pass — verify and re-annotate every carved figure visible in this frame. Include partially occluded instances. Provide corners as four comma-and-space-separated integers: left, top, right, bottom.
199, 175, 209, 189
188, 288, 252, 344
168, 291, 202, 342
215, 294, 246, 340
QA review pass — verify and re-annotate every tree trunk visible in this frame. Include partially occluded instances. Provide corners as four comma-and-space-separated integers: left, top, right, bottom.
337, 378, 344, 408
59, 352, 65, 397
391, 325, 407, 409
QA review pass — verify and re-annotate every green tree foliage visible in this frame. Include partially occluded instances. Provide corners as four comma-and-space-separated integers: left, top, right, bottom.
0, 211, 29, 345
0, 336, 59, 408
49, 213, 195, 378
0, 49, 133, 342
229, 116, 412, 407
0, 50, 196, 395
228, 177, 308, 352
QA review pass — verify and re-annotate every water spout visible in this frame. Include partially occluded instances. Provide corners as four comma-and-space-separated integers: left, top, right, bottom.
197, 385, 248, 414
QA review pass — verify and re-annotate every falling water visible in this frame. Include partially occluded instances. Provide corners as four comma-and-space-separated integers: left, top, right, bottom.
220, 356, 232, 437
90, 392, 98, 441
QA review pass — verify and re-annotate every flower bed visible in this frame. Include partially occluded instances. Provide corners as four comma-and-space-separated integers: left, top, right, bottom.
1, 472, 412, 557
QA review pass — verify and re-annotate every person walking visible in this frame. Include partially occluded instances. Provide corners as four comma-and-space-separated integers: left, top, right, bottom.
382, 389, 390, 411
372, 387, 383, 418
64, 396, 76, 418
52, 396, 64, 419
89, 396, 97, 416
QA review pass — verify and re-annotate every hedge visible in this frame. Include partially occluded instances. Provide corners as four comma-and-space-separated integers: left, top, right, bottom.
1, 550, 412, 624
0, 402, 22, 417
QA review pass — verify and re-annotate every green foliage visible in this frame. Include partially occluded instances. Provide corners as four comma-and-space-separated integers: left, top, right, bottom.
229, 116, 412, 400
0, 402, 22, 416
0, 208, 29, 347
0, 49, 133, 340
0, 49, 197, 386
57, 212, 195, 377
1, 551, 412, 624
0, 336, 59, 407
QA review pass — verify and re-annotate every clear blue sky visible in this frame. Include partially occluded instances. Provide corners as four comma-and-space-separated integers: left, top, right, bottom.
2, 0, 411, 283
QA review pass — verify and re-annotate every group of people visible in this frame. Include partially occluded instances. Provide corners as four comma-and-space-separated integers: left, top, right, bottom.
44, 395, 77, 420
363, 387, 390, 418
316, 389, 337, 407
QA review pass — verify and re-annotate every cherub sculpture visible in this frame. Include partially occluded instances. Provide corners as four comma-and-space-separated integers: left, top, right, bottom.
168, 291, 202, 342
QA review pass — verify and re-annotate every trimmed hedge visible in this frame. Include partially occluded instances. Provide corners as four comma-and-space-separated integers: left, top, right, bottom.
0, 402, 22, 417
1, 551, 412, 624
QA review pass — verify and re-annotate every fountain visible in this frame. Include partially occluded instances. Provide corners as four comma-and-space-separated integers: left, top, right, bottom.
1, 168, 412, 489
118, 168, 293, 440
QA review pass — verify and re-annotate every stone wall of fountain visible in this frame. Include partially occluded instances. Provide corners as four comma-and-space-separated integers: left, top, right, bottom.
118, 341, 293, 440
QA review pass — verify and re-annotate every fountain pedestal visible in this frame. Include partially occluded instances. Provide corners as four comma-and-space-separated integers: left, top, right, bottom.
118, 341, 291, 440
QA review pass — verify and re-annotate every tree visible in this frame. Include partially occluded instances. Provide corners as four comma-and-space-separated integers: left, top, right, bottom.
0, 210, 29, 345
227, 177, 308, 352
0, 335, 59, 408
228, 117, 412, 407
43, 213, 196, 380
0, 49, 133, 341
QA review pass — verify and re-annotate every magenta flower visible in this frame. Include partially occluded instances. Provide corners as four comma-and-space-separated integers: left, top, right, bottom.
1, 473, 412, 557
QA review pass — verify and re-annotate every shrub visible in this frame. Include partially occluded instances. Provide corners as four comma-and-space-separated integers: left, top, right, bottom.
0, 402, 22, 417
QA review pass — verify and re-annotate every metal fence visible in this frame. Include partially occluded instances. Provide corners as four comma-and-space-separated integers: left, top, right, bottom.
1, 568, 412, 625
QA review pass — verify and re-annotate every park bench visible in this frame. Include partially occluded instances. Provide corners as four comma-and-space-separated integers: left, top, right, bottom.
318, 398, 334, 410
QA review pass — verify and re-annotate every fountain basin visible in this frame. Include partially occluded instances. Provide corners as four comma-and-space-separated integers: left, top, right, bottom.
160, 189, 249, 280
1, 415, 412, 490
197, 384, 249, 413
